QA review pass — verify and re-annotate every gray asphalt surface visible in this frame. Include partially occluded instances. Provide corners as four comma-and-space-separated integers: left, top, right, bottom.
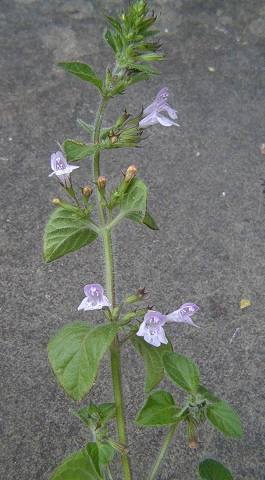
1, 0, 265, 479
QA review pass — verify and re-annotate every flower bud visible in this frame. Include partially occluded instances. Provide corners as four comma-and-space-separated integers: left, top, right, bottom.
82, 185, 93, 198
110, 134, 119, 144
188, 440, 198, 449
52, 198, 61, 206
125, 164, 137, 182
97, 176, 106, 190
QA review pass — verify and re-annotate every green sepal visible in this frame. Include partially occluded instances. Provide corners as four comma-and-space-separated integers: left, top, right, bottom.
207, 401, 244, 438
77, 119, 95, 136
163, 352, 200, 393
131, 335, 172, 393
143, 211, 159, 230
63, 139, 96, 162
136, 389, 182, 426
199, 459, 233, 480
49, 449, 104, 480
43, 207, 98, 263
58, 62, 103, 91
48, 322, 119, 400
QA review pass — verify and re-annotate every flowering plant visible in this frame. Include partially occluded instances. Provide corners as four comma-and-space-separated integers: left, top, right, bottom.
44, 2, 243, 479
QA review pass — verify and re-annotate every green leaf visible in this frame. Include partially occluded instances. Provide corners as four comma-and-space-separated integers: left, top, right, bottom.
63, 139, 96, 162
163, 352, 200, 393
43, 208, 98, 263
120, 178, 147, 223
136, 389, 181, 426
199, 459, 233, 480
97, 442, 115, 467
77, 119, 95, 136
197, 385, 220, 403
50, 449, 103, 480
131, 336, 172, 393
58, 62, 103, 91
74, 402, 116, 429
143, 211, 159, 230
207, 401, 243, 438
48, 322, 119, 400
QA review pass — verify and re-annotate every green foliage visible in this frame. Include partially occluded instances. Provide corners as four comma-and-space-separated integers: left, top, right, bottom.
48, 322, 119, 400
74, 402, 116, 430
64, 139, 96, 161
136, 390, 181, 426
100, 112, 143, 150
207, 401, 244, 438
103, 1, 164, 95
49, 449, 103, 480
120, 177, 147, 223
199, 459, 233, 480
163, 352, 200, 393
43, 208, 98, 263
131, 336, 172, 392
58, 62, 103, 91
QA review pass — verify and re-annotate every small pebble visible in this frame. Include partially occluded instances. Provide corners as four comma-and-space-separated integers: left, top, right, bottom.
208, 66, 216, 72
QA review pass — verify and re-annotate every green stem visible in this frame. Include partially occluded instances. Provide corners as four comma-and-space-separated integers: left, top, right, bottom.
93, 97, 133, 480
148, 423, 179, 480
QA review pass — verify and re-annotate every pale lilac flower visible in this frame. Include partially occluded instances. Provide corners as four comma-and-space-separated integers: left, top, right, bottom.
137, 303, 199, 347
136, 310, 168, 347
139, 87, 179, 128
78, 284, 111, 311
49, 151, 79, 187
166, 303, 199, 327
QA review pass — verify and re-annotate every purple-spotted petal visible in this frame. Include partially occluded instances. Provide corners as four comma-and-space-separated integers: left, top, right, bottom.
180, 303, 199, 316
166, 303, 200, 327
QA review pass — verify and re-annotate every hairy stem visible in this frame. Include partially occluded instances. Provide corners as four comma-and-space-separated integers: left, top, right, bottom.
93, 97, 133, 480
148, 423, 179, 480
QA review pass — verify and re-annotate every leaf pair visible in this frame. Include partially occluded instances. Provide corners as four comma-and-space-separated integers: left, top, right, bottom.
137, 352, 243, 439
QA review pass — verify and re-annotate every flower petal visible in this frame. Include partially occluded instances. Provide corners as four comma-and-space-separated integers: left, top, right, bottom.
78, 297, 89, 311
166, 310, 199, 327
161, 104, 178, 119
144, 331, 161, 347
136, 321, 147, 337
156, 114, 179, 127
139, 113, 157, 128
157, 326, 168, 345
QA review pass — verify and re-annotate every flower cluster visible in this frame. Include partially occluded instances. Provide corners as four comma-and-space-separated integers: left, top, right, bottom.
77, 282, 199, 348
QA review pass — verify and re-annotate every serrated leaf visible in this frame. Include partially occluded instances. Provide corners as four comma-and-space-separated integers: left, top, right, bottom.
207, 401, 243, 438
63, 139, 96, 162
50, 449, 103, 480
136, 390, 181, 426
143, 211, 159, 230
199, 459, 233, 480
104, 30, 117, 53
58, 62, 103, 91
48, 322, 118, 400
120, 178, 147, 223
131, 336, 172, 392
43, 208, 98, 263
163, 352, 200, 393
74, 402, 115, 429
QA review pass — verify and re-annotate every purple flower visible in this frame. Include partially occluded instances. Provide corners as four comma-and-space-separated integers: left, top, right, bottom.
78, 284, 111, 311
136, 310, 168, 347
136, 303, 199, 347
139, 87, 179, 128
49, 151, 79, 187
166, 303, 199, 327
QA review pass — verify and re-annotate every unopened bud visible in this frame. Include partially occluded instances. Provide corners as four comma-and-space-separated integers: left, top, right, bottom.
97, 176, 106, 189
82, 185, 93, 198
52, 198, 61, 206
110, 134, 119, 144
125, 165, 137, 182
188, 440, 198, 449
137, 287, 146, 298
